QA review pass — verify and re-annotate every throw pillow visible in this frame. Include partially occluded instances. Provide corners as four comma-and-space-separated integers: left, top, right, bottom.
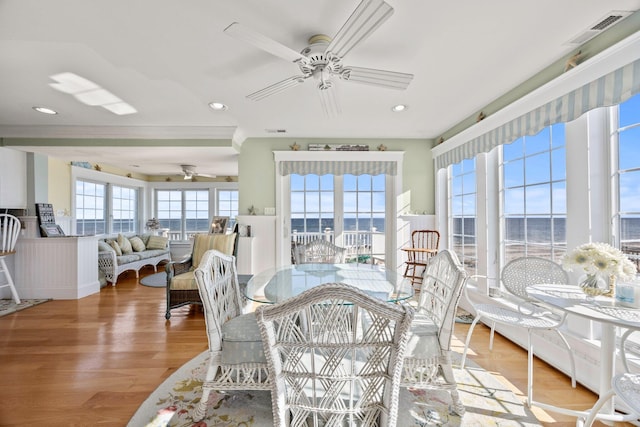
108, 240, 123, 256
98, 240, 114, 253
117, 234, 133, 254
146, 235, 168, 250
129, 236, 146, 252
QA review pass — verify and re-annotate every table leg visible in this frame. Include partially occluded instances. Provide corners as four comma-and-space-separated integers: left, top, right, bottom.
599, 323, 616, 420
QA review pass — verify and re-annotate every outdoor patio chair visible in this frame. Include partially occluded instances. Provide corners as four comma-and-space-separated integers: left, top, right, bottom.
256, 282, 414, 427
461, 256, 577, 408
292, 238, 346, 264
400, 249, 468, 415
192, 249, 270, 422
579, 372, 640, 426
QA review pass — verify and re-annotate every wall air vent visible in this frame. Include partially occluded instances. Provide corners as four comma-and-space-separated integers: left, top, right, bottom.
565, 11, 632, 45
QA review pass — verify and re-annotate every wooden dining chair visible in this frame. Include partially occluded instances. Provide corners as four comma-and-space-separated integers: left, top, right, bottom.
402, 229, 440, 286
192, 249, 270, 422
256, 282, 414, 427
0, 214, 21, 304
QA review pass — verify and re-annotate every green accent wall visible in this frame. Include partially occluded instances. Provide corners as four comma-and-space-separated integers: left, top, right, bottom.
238, 138, 435, 216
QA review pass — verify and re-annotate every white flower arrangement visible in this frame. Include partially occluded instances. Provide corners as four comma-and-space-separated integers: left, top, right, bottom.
146, 218, 161, 230
562, 242, 637, 281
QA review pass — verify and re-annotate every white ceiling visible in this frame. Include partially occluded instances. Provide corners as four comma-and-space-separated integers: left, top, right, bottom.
1, 0, 639, 177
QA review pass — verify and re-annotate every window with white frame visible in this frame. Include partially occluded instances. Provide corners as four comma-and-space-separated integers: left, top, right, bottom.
450, 158, 477, 276
291, 174, 335, 242
343, 174, 386, 263
501, 123, 567, 264
156, 189, 209, 240
290, 173, 386, 265
613, 93, 640, 270
111, 185, 137, 233
75, 180, 106, 235
217, 189, 239, 230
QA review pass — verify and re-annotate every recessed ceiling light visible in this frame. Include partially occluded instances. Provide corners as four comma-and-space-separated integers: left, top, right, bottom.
391, 104, 407, 112
208, 102, 228, 111
33, 106, 58, 115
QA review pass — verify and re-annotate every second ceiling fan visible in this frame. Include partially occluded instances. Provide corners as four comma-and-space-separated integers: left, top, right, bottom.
224, 0, 413, 117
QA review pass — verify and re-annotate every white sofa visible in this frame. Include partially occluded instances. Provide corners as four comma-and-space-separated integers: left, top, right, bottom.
98, 233, 170, 285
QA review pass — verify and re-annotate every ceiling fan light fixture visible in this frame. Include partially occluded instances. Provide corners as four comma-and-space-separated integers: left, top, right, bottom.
208, 102, 228, 111
33, 106, 58, 115
391, 104, 407, 112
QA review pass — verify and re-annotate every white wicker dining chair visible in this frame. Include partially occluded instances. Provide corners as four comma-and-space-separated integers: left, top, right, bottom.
400, 249, 468, 415
192, 249, 270, 421
461, 256, 577, 408
256, 282, 414, 427
0, 214, 21, 304
292, 239, 346, 264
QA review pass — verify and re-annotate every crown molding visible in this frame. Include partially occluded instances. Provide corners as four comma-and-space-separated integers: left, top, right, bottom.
0, 125, 237, 139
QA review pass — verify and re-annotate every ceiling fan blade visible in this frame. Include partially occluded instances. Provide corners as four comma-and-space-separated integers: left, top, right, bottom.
224, 22, 308, 64
340, 66, 413, 90
318, 86, 341, 118
197, 173, 217, 178
247, 75, 308, 101
326, 0, 393, 59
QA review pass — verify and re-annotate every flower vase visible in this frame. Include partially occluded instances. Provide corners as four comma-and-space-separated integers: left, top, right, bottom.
579, 273, 610, 298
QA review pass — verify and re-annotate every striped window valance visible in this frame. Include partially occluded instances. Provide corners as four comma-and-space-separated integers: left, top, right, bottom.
435, 58, 640, 170
279, 160, 397, 176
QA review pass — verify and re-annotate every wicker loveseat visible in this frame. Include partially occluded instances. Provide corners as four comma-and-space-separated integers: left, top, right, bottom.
165, 232, 238, 319
98, 233, 171, 286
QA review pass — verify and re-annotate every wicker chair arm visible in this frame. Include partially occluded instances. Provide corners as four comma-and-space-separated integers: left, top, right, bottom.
98, 250, 117, 283
165, 257, 193, 279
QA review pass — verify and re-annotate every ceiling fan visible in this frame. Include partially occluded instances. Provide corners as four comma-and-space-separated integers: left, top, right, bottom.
224, 0, 413, 117
179, 165, 216, 180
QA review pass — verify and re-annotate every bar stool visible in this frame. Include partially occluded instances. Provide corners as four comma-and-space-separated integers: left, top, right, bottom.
0, 214, 21, 304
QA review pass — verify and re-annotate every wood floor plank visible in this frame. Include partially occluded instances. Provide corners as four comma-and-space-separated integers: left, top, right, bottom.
0, 265, 631, 426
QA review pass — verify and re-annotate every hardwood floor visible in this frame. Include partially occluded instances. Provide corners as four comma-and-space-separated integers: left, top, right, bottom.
0, 266, 631, 426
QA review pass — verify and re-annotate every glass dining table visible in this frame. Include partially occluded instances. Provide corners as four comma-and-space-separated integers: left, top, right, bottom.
244, 263, 414, 305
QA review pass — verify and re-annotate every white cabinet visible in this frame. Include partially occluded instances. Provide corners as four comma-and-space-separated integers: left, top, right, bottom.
236, 215, 276, 274
14, 236, 100, 299
236, 237, 255, 275
0, 147, 27, 208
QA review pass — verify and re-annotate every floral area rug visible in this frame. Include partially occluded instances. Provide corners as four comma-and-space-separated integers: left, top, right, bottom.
0, 298, 49, 317
128, 350, 540, 427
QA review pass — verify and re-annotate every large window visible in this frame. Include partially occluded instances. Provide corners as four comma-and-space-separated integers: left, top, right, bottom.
291, 174, 336, 241
344, 174, 386, 263
75, 180, 106, 235
614, 93, 640, 268
217, 190, 239, 229
111, 185, 137, 233
501, 123, 566, 263
450, 158, 477, 276
75, 180, 139, 235
156, 189, 209, 240
290, 173, 386, 264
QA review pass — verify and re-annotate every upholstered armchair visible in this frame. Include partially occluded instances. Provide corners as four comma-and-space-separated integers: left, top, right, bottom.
165, 232, 238, 319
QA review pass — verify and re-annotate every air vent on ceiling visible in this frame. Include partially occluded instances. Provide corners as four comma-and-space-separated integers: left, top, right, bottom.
265, 129, 287, 134
565, 11, 632, 45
